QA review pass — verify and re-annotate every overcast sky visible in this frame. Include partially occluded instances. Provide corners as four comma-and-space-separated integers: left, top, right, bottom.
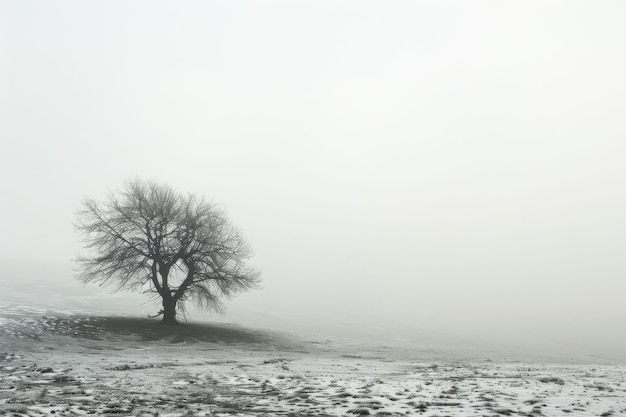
1, 1, 625, 352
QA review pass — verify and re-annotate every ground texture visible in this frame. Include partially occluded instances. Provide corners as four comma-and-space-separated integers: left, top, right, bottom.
1, 304, 625, 417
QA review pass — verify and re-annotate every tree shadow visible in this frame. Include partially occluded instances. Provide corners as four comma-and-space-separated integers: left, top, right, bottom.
36, 314, 300, 349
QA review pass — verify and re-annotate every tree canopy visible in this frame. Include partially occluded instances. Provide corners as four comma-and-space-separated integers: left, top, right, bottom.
75, 179, 260, 324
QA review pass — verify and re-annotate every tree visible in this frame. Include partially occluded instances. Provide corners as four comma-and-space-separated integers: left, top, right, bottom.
75, 179, 260, 325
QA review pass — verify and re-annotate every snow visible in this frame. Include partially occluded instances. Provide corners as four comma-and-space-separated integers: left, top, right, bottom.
1, 303, 625, 416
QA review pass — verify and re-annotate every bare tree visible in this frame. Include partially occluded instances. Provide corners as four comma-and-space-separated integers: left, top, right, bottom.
75, 179, 260, 324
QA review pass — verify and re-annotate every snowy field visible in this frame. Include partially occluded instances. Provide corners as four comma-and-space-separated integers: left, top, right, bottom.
1, 304, 625, 417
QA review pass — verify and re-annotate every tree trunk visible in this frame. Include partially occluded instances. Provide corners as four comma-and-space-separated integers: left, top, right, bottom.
161, 297, 178, 325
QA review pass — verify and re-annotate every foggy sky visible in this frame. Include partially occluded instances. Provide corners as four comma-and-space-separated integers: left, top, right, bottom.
1, 1, 626, 352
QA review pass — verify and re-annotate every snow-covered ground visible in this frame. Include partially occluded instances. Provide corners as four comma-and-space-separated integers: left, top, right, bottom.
1, 303, 625, 417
